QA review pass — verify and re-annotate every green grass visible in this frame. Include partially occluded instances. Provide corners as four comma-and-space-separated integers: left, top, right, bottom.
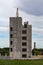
0, 60, 43, 65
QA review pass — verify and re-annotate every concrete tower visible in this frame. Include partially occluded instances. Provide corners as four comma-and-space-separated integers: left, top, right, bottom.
16, 8, 19, 17
34, 42, 36, 49
9, 8, 32, 59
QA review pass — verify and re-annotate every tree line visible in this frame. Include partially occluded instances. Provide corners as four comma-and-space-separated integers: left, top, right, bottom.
0, 47, 43, 56
0, 48, 9, 56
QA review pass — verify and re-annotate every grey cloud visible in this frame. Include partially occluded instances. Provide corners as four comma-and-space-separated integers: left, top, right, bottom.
32, 21, 43, 29
17, 0, 43, 16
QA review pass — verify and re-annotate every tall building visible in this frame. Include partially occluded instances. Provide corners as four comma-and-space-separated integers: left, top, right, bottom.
9, 8, 32, 59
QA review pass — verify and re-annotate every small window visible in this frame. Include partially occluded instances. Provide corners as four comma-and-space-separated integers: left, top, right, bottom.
11, 48, 12, 52
22, 54, 27, 58
10, 34, 13, 38
22, 36, 27, 40
24, 24, 27, 28
22, 42, 27, 46
10, 27, 13, 31
10, 41, 13, 45
22, 30, 27, 34
22, 48, 27, 52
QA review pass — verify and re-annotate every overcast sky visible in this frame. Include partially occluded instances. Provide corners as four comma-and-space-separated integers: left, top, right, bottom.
0, 0, 43, 48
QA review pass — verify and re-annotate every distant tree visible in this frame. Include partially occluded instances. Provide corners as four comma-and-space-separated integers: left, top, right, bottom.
32, 48, 43, 55
0, 47, 9, 56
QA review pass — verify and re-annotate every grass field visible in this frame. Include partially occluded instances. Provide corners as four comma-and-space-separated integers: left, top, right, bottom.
0, 60, 43, 65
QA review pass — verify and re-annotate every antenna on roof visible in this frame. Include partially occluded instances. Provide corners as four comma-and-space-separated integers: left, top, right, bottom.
16, 8, 19, 17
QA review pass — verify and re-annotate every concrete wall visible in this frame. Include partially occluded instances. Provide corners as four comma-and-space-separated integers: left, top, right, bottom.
21, 22, 32, 58
0, 54, 10, 60
10, 17, 22, 58
10, 52, 21, 59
